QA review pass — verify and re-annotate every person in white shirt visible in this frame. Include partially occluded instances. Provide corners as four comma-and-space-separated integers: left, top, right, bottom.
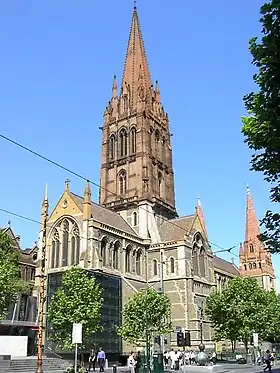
127, 352, 137, 373
169, 349, 176, 370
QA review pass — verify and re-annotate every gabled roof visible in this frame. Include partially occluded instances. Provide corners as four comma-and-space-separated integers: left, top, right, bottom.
0, 226, 37, 266
69, 192, 137, 236
158, 214, 195, 242
213, 255, 239, 276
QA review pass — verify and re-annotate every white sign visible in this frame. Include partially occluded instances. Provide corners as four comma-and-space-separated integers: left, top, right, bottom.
72, 323, 83, 344
253, 333, 258, 347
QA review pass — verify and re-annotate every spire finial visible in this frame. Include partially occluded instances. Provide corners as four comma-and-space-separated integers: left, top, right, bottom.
246, 184, 250, 195
197, 192, 201, 206
65, 179, 70, 191
134, 0, 137, 9
44, 184, 48, 201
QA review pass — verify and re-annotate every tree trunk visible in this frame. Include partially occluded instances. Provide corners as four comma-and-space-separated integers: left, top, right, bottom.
231, 340, 236, 353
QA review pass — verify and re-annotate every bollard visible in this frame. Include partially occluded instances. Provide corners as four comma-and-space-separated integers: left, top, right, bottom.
113, 364, 117, 373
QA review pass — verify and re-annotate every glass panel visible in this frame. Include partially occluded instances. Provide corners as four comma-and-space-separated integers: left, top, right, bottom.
45, 271, 122, 354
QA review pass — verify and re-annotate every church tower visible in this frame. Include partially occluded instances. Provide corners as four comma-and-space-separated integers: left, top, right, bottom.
99, 5, 177, 240
239, 186, 275, 291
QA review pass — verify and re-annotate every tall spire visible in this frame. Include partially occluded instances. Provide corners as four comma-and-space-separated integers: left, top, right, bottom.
121, 5, 152, 109
196, 196, 208, 237
245, 186, 261, 243
239, 186, 275, 291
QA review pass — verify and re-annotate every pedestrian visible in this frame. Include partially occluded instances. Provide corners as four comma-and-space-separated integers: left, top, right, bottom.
263, 349, 272, 373
127, 351, 137, 373
163, 351, 169, 369
134, 351, 141, 373
211, 350, 217, 365
97, 347, 106, 372
89, 349, 96, 371
169, 349, 176, 370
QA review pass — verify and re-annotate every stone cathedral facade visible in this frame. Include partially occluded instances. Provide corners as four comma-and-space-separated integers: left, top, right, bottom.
37, 6, 268, 354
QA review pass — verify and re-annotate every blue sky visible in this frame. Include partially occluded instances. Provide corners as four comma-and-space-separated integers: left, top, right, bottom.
1, 1, 278, 287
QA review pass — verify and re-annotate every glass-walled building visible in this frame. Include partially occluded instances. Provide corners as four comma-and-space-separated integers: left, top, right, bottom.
45, 270, 122, 359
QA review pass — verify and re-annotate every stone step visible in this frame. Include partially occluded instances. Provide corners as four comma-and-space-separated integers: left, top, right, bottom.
0, 357, 68, 373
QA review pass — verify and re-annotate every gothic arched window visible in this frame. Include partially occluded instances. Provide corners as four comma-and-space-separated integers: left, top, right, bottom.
119, 171, 127, 195
62, 220, 69, 267
113, 241, 120, 270
120, 129, 128, 157
125, 245, 132, 272
51, 229, 60, 268
249, 244, 254, 253
170, 257, 175, 274
71, 224, 80, 265
131, 127, 136, 154
199, 248, 206, 277
153, 259, 158, 276
100, 237, 108, 266
51, 240, 55, 268
133, 212, 137, 226
109, 135, 115, 160
136, 249, 142, 275
192, 245, 199, 276
158, 172, 163, 197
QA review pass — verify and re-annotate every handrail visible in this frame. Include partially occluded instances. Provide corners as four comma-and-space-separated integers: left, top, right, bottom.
45, 346, 63, 360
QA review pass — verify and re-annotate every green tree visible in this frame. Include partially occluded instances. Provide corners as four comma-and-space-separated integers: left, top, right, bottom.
242, 0, 280, 253
206, 277, 268, 351
117, 287, 172, 346
0, 231, 22, 319
48, 267, 103, 350
258, 290, 280, 342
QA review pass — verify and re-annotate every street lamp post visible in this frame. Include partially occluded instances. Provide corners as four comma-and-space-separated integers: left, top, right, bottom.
35, 189, 48, 373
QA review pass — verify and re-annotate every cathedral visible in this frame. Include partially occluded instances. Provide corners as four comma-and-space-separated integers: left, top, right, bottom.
37, 5, 275, 356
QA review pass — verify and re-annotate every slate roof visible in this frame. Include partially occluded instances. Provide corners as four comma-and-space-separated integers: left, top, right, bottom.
212, 255, 239, 276
70, 192, 137, 236
158, 215, 195, 242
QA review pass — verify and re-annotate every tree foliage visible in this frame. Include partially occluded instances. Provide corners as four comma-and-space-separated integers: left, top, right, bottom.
117, 287, 172, 345
48, 267, 103, 351
0, 231, 22, 319
242, 0, 280, 253
206, 277, 280, 350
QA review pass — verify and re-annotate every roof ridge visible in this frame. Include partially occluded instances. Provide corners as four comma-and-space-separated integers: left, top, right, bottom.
168, 214, 195, 222
214, 255, 234, 266
69, 192, 138, 235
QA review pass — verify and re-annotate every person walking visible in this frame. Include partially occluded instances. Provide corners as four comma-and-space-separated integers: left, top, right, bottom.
127, 352, 137, 373
97, 347, 106, 372
263, 349, 272, 373
89, 349, 96, 371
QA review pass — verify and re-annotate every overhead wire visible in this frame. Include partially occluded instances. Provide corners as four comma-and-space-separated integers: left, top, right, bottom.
0, 133, 239, 254
0, 206, 235, 258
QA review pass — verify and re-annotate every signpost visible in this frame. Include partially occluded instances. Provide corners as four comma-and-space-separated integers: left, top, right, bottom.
72, 323, 83, 373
